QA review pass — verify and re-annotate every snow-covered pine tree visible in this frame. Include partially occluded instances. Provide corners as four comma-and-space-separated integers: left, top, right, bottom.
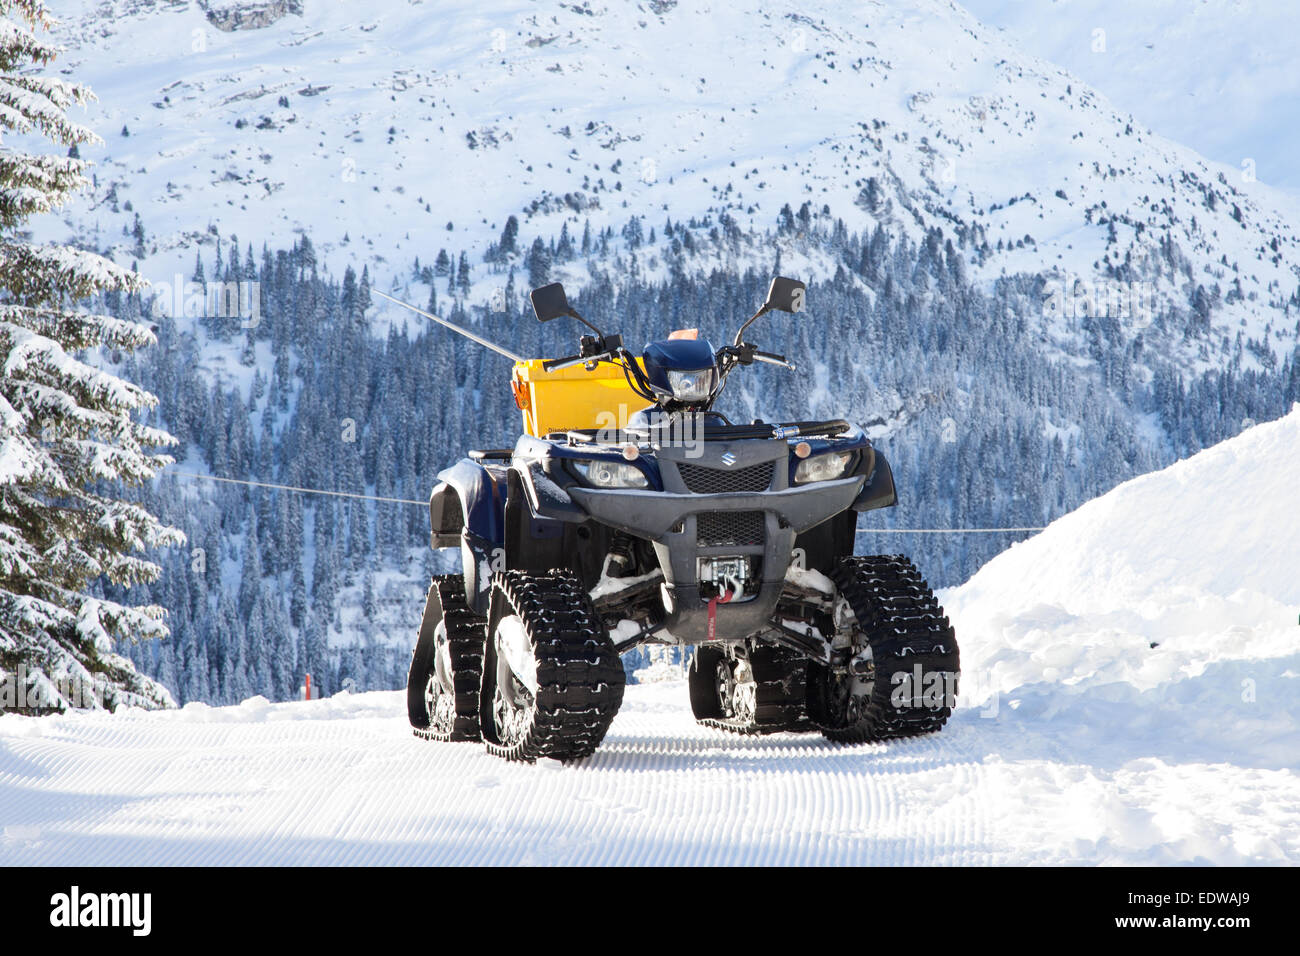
0, 0, 182, 712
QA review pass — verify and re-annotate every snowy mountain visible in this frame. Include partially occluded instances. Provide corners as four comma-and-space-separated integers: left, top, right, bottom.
961, 0, 1300, 193
29, 0, 1300, 374
4, 407, 1297, 865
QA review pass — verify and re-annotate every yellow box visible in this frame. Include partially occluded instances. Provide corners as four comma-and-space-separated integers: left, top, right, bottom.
511, 358, 647, 437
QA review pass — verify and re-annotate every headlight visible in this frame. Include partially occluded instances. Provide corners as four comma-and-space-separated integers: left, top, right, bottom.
666, 367, 716, 403
793, 450, 854, 484
572, 459, 649, 488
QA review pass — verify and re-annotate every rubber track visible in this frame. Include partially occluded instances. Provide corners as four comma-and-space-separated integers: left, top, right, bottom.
696, 642, 811, 736
812, 555, 960, 742
484, 570, 626, 762
411, 576, 485, 743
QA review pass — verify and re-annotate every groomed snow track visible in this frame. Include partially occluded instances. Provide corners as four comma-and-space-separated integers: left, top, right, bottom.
0, 686, 999, 866
1, 676, 1295, 866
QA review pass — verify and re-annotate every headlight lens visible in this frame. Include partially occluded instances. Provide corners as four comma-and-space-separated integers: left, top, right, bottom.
666, 367, 716, 403
793, 450, 854, 484
572, 459, 650, 488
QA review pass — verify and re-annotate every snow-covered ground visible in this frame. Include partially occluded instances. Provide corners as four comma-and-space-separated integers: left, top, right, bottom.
2, 408, 1298, 865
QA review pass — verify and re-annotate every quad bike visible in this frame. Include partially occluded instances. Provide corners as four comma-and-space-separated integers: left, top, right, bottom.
406, 277, 959, 761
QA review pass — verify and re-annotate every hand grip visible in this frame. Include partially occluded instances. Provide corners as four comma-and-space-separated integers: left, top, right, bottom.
542, 353, 589, 372
752, 350, 795, 370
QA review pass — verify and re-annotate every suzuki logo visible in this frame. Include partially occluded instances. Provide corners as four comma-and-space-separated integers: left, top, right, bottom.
720, 452, 737, 466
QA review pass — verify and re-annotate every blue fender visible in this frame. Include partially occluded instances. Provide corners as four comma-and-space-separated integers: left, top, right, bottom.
852, 445, 897, 512
428, 458, 507, 614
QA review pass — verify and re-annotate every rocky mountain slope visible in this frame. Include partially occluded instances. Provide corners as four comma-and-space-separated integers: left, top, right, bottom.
29, 0, 1300, 374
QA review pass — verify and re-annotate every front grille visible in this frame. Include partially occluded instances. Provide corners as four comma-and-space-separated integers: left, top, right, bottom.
696, 511, 766, 547
677, 460, 774, 493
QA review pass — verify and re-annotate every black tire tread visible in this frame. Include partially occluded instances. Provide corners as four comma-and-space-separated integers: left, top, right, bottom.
409, 575, 485, 742
810, 555, 960, 743
483, 570, 625, 762
694, 641, 810, 736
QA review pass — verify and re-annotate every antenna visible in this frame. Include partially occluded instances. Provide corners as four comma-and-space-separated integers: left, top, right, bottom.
373, 289, 524, 362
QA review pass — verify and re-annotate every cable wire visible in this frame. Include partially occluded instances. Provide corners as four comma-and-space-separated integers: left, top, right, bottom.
169, 472, 1046, 531
169, 470, 427, 506
856, 527, 1044, 534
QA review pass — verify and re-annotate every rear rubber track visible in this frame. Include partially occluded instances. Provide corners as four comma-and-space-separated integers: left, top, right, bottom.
411, 575, 485, 742
693, 641, 811, 735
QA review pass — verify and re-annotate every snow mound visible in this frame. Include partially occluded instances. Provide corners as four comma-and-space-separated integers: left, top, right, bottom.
943, 404, 1300, 772
952, 402, 1300, 624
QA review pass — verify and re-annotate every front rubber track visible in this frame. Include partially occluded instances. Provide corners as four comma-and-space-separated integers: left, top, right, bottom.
809, 555, 960, 743
481, 569, 625, 762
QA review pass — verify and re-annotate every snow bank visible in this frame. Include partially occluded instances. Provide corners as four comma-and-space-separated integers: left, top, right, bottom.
945, 403, 1300, 703
937, 406, 1300, 861
950, 402, 1300, 629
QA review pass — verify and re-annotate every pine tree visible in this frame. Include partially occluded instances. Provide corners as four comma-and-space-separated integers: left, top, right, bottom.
357, 264, 372, 318
341, 265, 357, 318
555, 222, 573, 262
289, 561, 307, 628
456, 252, 471, 296
297, 616, 328, 696
245, 595, 269, 696
268, 595, 294, 700
526, 237, 550, 289
361, 569, 376, 620
499, 215, 519, 258
237, 513, 263, 619
0, 0, 183, 713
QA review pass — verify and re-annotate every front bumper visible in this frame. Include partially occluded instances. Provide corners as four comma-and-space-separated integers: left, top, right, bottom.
566, 438, 863, 642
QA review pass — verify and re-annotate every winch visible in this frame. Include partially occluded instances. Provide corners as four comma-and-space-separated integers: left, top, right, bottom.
700, 555, 748, 600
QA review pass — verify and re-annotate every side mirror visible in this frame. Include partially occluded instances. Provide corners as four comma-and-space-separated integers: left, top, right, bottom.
530, 282, 572, 322
764, 276, 806, 314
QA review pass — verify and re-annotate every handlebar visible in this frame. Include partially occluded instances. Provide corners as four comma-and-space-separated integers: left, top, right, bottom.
717, 344, 796, 372
750, 350, 796, 370
543, 353, 601, 372
543, 343, 793, 381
